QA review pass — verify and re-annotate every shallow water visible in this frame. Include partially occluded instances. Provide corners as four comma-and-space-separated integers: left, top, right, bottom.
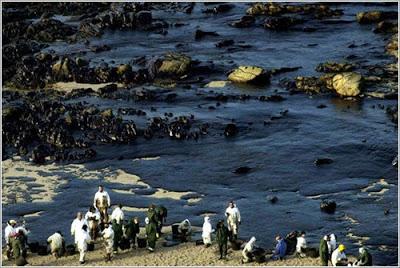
3, 2, 398, 265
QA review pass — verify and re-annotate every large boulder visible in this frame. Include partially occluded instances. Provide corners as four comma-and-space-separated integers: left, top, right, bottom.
228, 66, 271, 85
332, 72, 362, 97
157, 53, 192, 76
356, 11, 398, 24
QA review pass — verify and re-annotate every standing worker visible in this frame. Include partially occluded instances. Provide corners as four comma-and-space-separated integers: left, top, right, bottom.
145, 217, 157, 252
101, 223, 114, 262
319, 235, 330, 266
225, 201, 241, 241
71, 212, 87, 247
77, 225, 91, 265
4, 219, 17, 260
93, 185, 111, 228
125, 217, 140, 249
155, 205, 168, 236
202, 216, 214, 247
112, 219, 122, 254
216, 220, 229, 260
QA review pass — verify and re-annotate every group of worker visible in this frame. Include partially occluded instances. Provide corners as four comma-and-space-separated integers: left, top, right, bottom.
4, 186, 373, 266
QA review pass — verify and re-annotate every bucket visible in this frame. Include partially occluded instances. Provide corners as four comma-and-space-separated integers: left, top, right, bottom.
87, 243, 94, 251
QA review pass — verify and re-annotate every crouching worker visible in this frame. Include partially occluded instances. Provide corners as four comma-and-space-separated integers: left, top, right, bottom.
145, 217, 157, 252
4, 219, 17, 260
47, 231, 65, 259
101, 223, 114, 262
178, 219, 192, 242
216, 220, 228, 260
202, 216, 214, 247
331, 244, 348, 266
354, 247, 372, 266
272, 235, 287, 260
242, 236, 256, 263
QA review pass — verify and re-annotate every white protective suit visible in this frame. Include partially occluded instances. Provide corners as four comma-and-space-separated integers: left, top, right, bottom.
225, 205, 241, 236
328, 233, 337, 254
296, 236, 307, 254
4, 223, 16, 244
47, 232, 63, 254
102, 225, 114, 255
110, 207, 124, 224
242, 236, 256, 262
93, 191, 111, 210
202, 216, 214, 245
77, 229, 91, 263
331, 248, 347, 266
71, 218, 88, 244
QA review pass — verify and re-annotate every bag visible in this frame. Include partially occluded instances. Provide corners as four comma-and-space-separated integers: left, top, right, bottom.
87, 243, 95, 251
195, 239, 204, 246
253, 247, 266, 263
171, 224, 180, 238
28, 242, 39, 253
65, 244, 76, 256
137, 237, 147, 248
119, 237, 130, 250
304, 247, 319, 258
230, 240, 242, 250
37, 244, 48, 256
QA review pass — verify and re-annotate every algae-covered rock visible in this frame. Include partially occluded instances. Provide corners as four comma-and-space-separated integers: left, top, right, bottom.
332, 72, 362, 97
158, 53, 192, 76
228, 66, 270, 85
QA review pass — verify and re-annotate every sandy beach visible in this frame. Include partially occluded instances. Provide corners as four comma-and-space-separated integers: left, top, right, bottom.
1, 229, 357, 267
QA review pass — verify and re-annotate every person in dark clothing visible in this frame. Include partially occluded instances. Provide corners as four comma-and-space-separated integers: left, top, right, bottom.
125, 217, 140, 249
147, 204, 158, 225
155, 205, 167, 236
112, 219, 122, 254
319, 235, 330, 266
216, 220, 229, 260
145, 217, 157, 252
355, 247, 372, 266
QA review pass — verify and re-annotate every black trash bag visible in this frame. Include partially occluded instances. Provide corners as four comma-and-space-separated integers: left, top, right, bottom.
28, 242, 39, 253
65, 244, 76, 256
119, 237, 130, 250
137, 237, 147, 248
87, 242, 95, 251
304, 247, 319, 258
37, 244, 48, 256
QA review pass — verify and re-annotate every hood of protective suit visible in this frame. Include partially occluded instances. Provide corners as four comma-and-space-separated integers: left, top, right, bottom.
204, 216, 210, 223
359, 247, 366, 254
145, 217, 149, 224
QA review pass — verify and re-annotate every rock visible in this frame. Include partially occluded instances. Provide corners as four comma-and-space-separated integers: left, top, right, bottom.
116, 64, 132, 76
216, 39, 234, 48
31, 145, 50, 164
386, 34, 398, 58
247, 2, 284, 16
52, 57, 78, 81
26, 18, 77, 42
373, 21, 398, 34
90, 44, 111, 53
268, 196, 278, 204
332, 72, 362, 97
79, 19, 103, 37
270, 66, 302, 75
320, 200, 336, 214
195, 29, 219, 40
228, 66, 271, 85
224, 123, 238, 137
314, 158, 333, 166
316, 62, 354, 73
386, 106, 398, 124
234, 166, 252, 174
157, 53, 192, 76
295, 76, 326, 94
258, 95, 286, 102
203, 4, 233, 14
317, 104, 327, 109
137, 11, 152, 25
101, 108, 114, 118
356, 11, 398, 24
75, 57, 89, 67
230, 15, 255, 28
205, 81, 230, 88
264, 17, 304, 31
